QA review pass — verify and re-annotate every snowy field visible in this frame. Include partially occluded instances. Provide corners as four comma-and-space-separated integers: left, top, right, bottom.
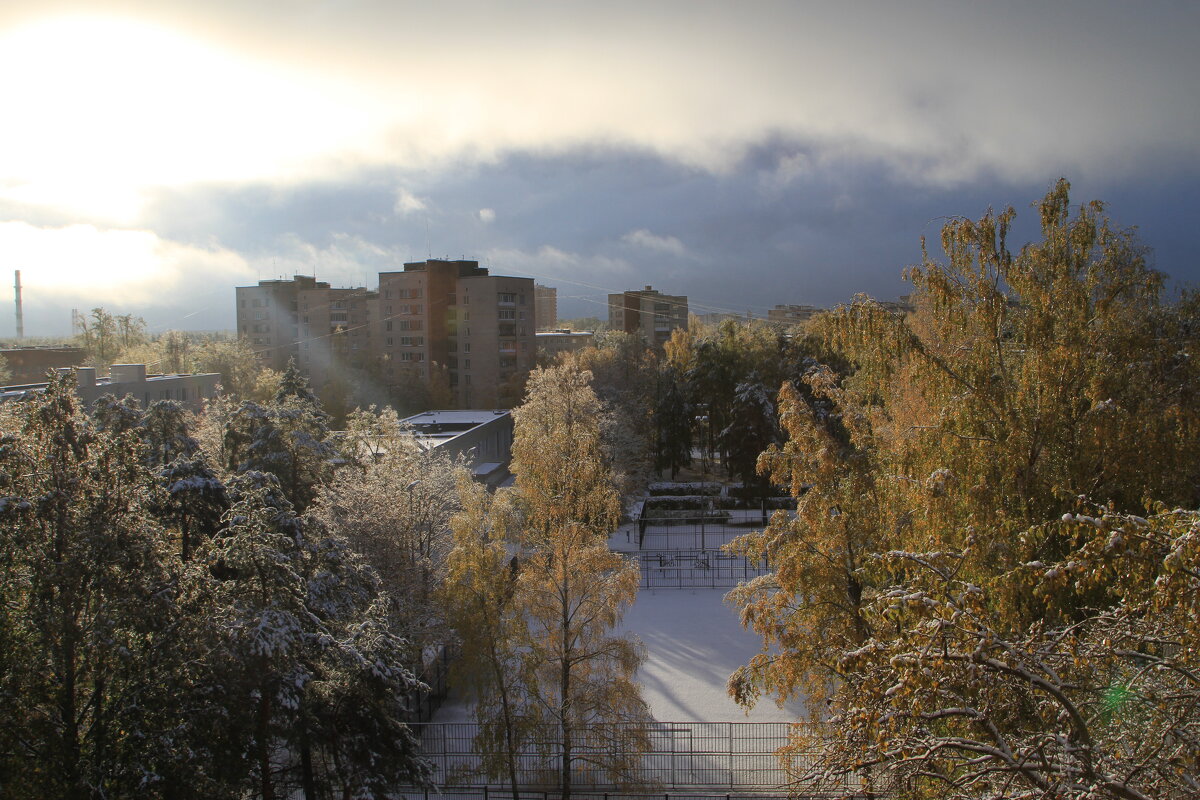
616, 587, 805, 722
432, 586, 804, 724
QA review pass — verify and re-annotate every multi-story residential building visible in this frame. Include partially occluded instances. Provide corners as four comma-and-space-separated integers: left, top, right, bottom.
373, 259, 537, 408
238, 262, 537, 408
296, 286, 377, 391
534, 284, 557, 330
236, 276, 379, 391
607, 286, 688, 348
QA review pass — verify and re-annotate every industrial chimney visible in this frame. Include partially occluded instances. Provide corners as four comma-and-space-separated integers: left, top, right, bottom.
13, 270, 23, 340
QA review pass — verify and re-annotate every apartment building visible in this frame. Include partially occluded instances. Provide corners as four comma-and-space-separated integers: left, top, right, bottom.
242, 261, 535, 408
534, 284, 557, 330
376, 260, 536, 408
607, 285, 688, 348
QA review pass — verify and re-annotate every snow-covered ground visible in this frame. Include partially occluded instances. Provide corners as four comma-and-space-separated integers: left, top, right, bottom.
432, 586, 803, 724
616, 587, 805, 722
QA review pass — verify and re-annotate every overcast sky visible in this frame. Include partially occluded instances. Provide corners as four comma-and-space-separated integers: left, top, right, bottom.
2, 1, 1198, 335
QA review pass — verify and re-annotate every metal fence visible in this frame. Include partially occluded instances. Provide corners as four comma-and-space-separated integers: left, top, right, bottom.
410, 721, 829, 790
638, 550, 770, 589
401, 789, 859, 800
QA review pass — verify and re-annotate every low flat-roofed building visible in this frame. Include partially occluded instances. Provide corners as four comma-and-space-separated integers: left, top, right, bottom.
401, 409, 514, 488
1, 364, 220, 410
536, 329, 595, 361
0, 346, 87, 384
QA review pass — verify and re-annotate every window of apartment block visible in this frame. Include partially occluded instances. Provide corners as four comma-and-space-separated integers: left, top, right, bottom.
401, 352, 412, 362
518, 310, 526, 320
499, 309, 515, 320
499, 292, 516, 304
463, 342, 471, 353
463, 311, 470, 321
414, 354, 424, 362
463, 294, 469, 304
465, 375, 471, 385
519, 293, 526, 304
464, 359, 471, 370
387, 337, 394, 346
252, 299, 262, 307
386, 321, 393, 331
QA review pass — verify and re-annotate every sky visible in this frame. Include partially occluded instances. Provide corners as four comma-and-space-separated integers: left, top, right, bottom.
1, 1, 1198, 336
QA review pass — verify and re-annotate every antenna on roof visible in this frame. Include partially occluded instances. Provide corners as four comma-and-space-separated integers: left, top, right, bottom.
425, 217, 431, 260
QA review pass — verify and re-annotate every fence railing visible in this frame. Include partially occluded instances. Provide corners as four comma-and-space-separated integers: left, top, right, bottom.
401, 789, 861, 800
638, 550, 770, 589
410, 721, 828, 790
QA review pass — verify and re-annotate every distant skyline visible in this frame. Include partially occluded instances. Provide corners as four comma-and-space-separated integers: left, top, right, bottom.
2, 1, 1199, 336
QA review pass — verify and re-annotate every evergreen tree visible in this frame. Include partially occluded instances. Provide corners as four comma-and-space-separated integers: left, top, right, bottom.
0, 374, 200, 797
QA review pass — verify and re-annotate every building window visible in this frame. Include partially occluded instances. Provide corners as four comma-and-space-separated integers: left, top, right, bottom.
499, 292, 516, 304
463, 342, 471, 353
401, 352, 412, 362
386, 321, 393, 331
387, 337, 394, 346
464, 359, 471, 369
499, 309, 515, 320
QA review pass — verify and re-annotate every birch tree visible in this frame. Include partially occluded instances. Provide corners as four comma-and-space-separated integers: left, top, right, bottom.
510, 365, 651, 798
442, 477, 531, 798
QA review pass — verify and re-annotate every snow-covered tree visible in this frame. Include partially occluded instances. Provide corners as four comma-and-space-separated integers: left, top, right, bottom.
0, 374, 201, 797
313, 405, 468, 657
210, 473, 431, 799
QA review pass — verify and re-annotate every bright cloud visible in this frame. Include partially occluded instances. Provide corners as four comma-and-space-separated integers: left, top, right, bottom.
621, 229, 687, 257
0, 221, 252, 307
394, 188, 427, 216
478, 208, 496, 224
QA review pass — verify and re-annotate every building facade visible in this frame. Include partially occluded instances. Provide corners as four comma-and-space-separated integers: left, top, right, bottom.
535, 329, 595, 361
1, 364, 220, 409
766, 304, 823, 326
238, 260, 536, 409
534, 284, 557, 330
607, 286, 688, 348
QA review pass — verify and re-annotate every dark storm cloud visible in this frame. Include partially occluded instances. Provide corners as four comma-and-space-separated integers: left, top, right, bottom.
130, 140, 1200, 331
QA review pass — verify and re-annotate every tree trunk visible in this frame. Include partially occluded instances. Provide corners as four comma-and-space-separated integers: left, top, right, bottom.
257, 691, 275, 800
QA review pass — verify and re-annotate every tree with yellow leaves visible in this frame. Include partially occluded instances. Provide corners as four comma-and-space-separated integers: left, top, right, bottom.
727, 180, 1200, 798
509, 364, 651, 798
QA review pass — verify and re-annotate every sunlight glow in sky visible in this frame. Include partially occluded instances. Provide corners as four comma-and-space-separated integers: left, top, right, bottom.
0, 16, 374, 222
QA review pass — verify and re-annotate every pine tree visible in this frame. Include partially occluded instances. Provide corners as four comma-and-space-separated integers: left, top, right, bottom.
0, 373, 199, 797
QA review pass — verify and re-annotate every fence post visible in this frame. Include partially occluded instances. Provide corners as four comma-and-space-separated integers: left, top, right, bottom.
484, 786, 489, 800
